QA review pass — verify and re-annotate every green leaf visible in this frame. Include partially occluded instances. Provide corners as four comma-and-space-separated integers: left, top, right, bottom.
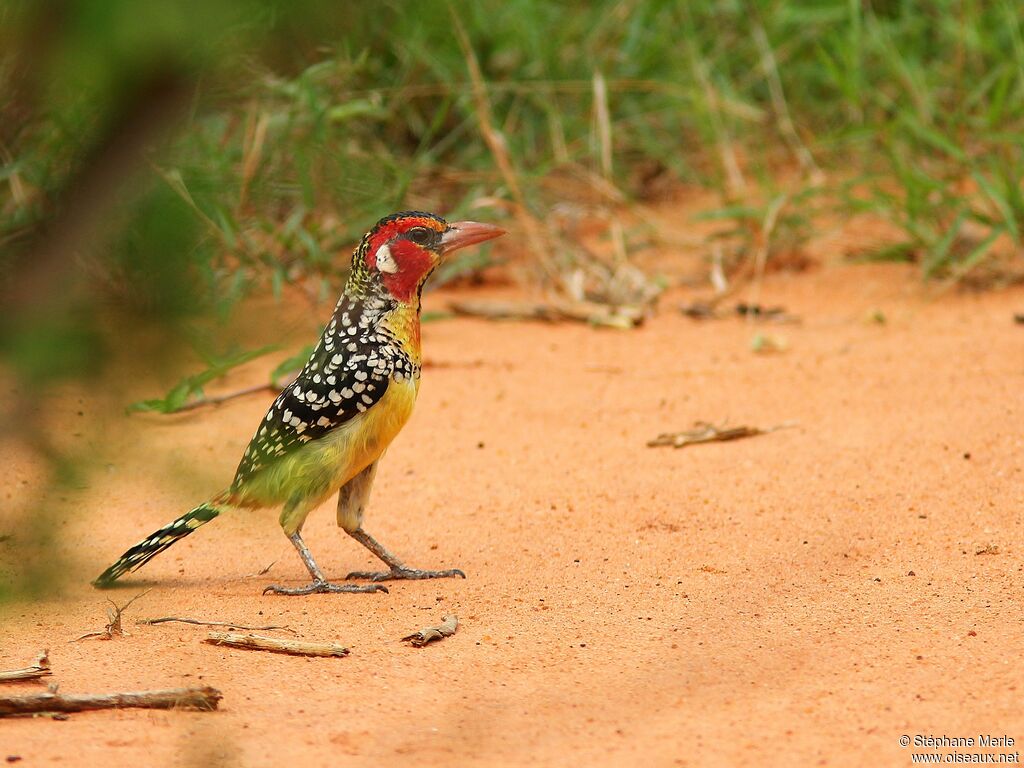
948, 227, 1003, 281
127, 345, 279, 414
972, 168, 1020, 244
692, 205, 759, 222
270, 344, 315, 387
421, 310, 453, 323
898, 113, 967, 163
923, 209, 968, 278
327, 100, 389, 123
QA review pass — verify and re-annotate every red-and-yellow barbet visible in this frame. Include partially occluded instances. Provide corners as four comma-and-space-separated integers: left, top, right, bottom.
94, 212, 505, 595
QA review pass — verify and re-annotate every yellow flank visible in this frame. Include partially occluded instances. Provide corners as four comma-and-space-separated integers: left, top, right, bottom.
235, 376, 420, 535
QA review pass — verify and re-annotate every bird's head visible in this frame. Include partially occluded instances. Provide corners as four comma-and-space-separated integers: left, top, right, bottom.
350, 211, 505, 304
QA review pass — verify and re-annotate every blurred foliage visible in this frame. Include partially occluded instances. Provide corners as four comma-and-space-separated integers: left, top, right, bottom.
4, 1, 1024, 350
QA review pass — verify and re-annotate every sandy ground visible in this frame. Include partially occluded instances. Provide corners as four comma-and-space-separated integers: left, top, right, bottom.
2, 261, 1024, 767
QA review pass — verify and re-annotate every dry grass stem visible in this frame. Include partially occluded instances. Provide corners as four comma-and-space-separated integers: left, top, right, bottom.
449, 298, 644, 329
690, 53, 746, 195
592, 70, 613, 181
752, 22, 824, 185
746, 194, 788, 318
139, 617, 295, 633
239, 108, 269, 211
449, 7, 554, 279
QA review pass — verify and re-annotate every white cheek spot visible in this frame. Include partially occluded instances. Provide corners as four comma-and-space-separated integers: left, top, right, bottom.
375, 243, 399, 273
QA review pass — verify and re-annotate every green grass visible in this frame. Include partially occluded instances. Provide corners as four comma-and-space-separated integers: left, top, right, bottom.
2, 0, 1024, 361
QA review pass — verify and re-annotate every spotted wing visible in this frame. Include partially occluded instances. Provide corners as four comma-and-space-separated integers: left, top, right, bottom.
230, 311, 393, 488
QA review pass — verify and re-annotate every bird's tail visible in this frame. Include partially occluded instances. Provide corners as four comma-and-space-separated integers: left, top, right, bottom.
92, 503, 221, 588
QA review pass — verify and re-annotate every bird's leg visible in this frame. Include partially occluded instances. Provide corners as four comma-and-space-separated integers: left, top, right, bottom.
263, 531, 388, 595
344, 527, 466, 582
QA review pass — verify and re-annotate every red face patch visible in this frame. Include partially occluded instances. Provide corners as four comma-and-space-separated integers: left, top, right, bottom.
365, 217, 444, 303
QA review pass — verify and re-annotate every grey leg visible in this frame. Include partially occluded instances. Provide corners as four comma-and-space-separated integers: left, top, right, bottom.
344, 527, 466, 582
263, 531, 389, 595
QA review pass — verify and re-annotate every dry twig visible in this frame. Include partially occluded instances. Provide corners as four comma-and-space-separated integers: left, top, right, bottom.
75, 590, 151, 641
449, 298, 643, 329
647, 421, 796, 449
0, 686, 221, 717
169, 383, 275, 413
402, 615, 459, 647
0, 651, 51, 683
139, 617, 295, 633
681, 301, 800, 324
204, 632, 348, 657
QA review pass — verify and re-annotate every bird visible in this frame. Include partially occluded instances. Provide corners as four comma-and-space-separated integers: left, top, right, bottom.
94, 211, 506, 595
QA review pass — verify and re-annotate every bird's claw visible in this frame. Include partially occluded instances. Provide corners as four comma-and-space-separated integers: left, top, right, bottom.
344, 566, 466, 582
262, 579, 389, 596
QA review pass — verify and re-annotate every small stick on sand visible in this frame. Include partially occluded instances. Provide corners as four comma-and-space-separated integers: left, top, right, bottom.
74, 590, 151, 641
139, 617, 295, 634
0, 686, 222, 717
0, 651, 51, 683
647, 421, 796, 449
239, 560, 277, 578
402, 615, 459, 647
204, 632, 348, 657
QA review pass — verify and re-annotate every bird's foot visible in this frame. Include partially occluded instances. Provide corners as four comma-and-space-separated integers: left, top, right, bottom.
344, 565, 466, 582
262, 579, 389, 596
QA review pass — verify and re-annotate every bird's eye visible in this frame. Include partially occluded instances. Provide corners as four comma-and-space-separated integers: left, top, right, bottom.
407, 227, 432, 245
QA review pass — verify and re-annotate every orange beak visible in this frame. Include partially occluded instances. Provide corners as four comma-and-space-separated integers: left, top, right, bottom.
440, 221, 507, 255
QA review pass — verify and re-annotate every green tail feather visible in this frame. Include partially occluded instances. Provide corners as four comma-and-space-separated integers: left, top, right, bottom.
93, 503, 221, 588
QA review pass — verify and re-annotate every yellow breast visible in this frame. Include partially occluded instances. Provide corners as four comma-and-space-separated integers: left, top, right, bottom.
241, 376, 419, 534
320, 374, 419, 490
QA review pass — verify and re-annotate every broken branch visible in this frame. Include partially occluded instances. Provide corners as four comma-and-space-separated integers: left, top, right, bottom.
0, 651, 51, 683
0, 686, 221, 717
647, 421, 796, 449
402, 615, 459, 647
204, 632, 348, 657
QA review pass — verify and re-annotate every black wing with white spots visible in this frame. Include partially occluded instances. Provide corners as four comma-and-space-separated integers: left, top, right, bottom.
230, 296, 403, 488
